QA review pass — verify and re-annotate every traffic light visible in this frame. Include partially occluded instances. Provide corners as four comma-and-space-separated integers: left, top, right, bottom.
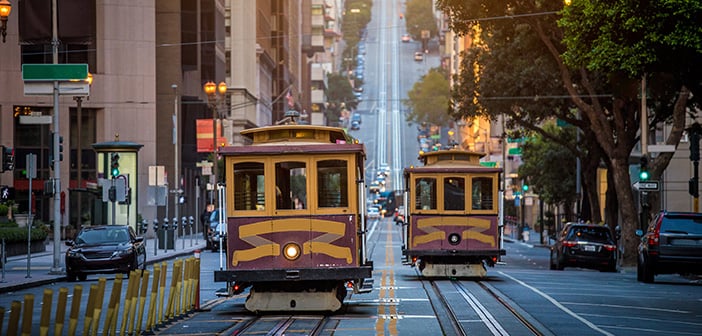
1, 146, 15, 172
110, 153, 120, 177
522, 184, 529, 192
639, 156, 650, 181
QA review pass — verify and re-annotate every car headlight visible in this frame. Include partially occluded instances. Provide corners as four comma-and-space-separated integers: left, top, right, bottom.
67, 250, 81, 257
113, 248, 133, 258
283, 243, 301, 261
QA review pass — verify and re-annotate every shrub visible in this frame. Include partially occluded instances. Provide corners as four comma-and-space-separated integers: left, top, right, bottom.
0, 225, 49, 243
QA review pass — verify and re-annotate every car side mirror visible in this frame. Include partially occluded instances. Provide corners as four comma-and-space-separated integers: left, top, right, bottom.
135, 236, 144, 243
635, 229, 644, 237
65, 240, 74, 247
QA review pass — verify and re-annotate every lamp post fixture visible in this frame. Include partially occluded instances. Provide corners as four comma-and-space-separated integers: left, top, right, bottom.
203, 81, 227, 207
74, 73, 93, 230
0, 0, 12, 43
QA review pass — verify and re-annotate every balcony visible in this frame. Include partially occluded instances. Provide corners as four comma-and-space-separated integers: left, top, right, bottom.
311, 66, 326, 82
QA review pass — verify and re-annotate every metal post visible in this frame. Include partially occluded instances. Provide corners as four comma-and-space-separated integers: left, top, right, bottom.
173, 217, 178, 251
1, 238, 5, 282
173, 84, 180, 236
27, 156, 34, 278
152, 219, 159, 256
111, 179, 116, 226
50, 0, 63, 274
181, 217, 186, 249
75, 96, 83, 232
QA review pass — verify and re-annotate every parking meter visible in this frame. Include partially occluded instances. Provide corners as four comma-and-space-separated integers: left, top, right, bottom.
162, 217, 169, 231
141, 219, 148, 235
152, 219, 159, 256
153, 219, 159, 233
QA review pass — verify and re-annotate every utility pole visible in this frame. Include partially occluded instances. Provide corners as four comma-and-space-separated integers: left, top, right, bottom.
50, 0, 62, 274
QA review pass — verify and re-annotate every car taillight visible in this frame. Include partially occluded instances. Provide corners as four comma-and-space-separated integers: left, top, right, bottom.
603, 244, 616, 251
563, 241, 577, 247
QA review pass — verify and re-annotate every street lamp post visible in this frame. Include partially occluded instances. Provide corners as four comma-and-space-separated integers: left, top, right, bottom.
203, 81, 227, 208
0, 0, 12, 43
74, 73, 93, 230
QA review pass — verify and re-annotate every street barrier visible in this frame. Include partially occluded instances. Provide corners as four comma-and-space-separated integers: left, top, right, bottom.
0, 256, 200, 335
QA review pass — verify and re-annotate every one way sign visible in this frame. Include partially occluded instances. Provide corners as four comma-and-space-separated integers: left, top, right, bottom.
634, 180, 660, 191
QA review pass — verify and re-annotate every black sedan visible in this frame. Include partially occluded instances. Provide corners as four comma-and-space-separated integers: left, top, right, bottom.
550, 223, 617, 272
65, 225, 146, 281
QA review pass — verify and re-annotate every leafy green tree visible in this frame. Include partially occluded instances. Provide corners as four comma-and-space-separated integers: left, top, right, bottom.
518, 123, 578, 220
404, 67, 452, 126
437, 0, 702, 266
326, 73, 358, 125
405, 0, 438, 41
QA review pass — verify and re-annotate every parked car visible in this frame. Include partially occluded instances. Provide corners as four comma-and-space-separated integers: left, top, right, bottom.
367, 207, 381, 219
637, 211, 702, 283
350, 120, 360, 130
401, 33, 411, 42
209, 221, 227, 252
65, 225, 146, 281
414, 52, 424, 61
550, 223, 617, 272
352, 112, 362, 124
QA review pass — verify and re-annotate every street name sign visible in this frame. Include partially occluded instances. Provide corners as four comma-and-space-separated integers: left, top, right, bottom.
634, 180, 660, 191
22, 64, 88, 81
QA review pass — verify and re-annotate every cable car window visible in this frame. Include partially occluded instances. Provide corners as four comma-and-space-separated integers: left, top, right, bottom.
276, 161, 307, 210
472, 177, 494, 210
415, 178, 437, 210
444, 177, 465, 211
233, 162, 265, 211
317, 159, 348, 207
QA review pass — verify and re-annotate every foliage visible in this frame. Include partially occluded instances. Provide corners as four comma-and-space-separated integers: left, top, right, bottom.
326, 72, 359, 124
404, 67, 452, 126
0, 225, 49, 243
436, 0, 702, 266
340, 0, 373, 65
518, 122, 577, 207
0, 204, 7, 216
405, 0, 438, 40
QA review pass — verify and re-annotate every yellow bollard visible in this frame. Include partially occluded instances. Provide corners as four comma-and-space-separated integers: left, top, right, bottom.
184, 258, 191, 313
103, 274, 123, 336
165, 260, 179, 320
120, 271, 137, 336
83, 283, 98, 336
170, 260, 183, 319
20, 294, 34, 336
55, 288, 68, 336
68, 285, 83, 336
39, 289, 53, 336
127, 270, 142, 335
157, 262, 167, 325
176, 259, 184, 316
8, 301, 22, 336
136, 269, 150, 334
146, 264, 160, 331
91, 277, 107, 336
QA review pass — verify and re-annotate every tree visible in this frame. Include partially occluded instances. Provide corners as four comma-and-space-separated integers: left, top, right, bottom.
326, 73, 358, 125
436, 0, 702, 266
405, 0, 438, 42
437, 1, 606, 224
518, 122, 578, 220
404, 67, 452, 126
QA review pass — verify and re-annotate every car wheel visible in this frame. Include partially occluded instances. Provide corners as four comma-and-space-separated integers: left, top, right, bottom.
640, 256, 655, 283
77, 273, 87, 281
66, 272, 77, 282
555, 253, 565, 271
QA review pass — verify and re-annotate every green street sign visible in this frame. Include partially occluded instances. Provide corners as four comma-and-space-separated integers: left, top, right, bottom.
22, 64, 88, 81
508, 147, 522, 155
480, 161, 497, 167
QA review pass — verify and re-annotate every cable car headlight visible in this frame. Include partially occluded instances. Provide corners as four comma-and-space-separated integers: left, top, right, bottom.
283, 243, 301, 260
448, 233, 461, 245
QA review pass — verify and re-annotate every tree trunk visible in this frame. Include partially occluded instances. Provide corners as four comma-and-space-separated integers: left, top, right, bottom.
610, 157, 639, 266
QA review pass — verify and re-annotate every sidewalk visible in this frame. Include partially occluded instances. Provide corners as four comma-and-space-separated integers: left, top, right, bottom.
0, 234, 207, 293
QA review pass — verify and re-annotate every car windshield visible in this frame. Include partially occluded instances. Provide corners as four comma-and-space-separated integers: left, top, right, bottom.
566, 226, 613, 244
75, 228, 130, 245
